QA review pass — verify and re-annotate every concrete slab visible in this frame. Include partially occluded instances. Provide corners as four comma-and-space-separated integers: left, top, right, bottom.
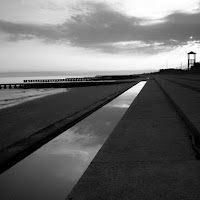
66, 80, 200, 200
93, 118, 194, 163
155, 77, 200, 137
66, 161, 200, 200
161, 76, 200, 92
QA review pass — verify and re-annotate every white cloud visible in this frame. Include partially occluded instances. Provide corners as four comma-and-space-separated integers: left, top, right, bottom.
112, 41, 151, 48
116, 0, 200, 19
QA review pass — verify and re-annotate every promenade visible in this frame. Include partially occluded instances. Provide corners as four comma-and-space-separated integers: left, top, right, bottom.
67, 76, 200, 200
0, 82, 137, 173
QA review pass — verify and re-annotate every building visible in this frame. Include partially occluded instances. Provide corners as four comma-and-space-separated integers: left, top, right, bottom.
191, 62, 200, 71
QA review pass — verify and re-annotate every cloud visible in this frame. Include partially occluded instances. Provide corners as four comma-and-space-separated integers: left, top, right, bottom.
119, 0, 200, 19
140, 12, 200, 43
64, 2, 141, 44
0, 19, 61, 42
1, 2, 200, 54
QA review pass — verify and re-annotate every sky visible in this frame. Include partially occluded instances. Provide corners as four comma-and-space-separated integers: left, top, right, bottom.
0, 0, 200, 74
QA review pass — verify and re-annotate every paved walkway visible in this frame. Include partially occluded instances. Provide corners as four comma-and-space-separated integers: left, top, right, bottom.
66, 79, 200, 200
0, 83, 136, 173
160, 75, 200, 92
155, 76, 200, 143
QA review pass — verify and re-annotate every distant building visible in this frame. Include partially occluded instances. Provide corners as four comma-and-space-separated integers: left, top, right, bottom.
191, 62, 200, 71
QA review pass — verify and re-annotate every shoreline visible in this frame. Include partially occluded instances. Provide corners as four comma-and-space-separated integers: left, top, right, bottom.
0, 88, 69, 110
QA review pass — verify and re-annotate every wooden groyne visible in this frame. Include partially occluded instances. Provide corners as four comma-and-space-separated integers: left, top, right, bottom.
0, 80, 138, 89
0, 81, 127, 89
0, 84, 25, 89
66, 75, 200, 200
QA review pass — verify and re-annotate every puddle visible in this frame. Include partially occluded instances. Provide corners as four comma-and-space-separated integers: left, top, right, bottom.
0, 81, 146, 200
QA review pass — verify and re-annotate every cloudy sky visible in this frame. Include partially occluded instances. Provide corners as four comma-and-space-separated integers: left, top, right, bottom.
0, 0, 200, 73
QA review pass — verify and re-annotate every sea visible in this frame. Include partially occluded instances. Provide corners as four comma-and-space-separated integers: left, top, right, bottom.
0, 72, 94, 110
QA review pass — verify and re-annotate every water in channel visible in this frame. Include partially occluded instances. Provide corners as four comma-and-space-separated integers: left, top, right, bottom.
0, 81, 146, 200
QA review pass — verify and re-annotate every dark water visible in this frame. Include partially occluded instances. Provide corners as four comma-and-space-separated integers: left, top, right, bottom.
0, 82, 146, 200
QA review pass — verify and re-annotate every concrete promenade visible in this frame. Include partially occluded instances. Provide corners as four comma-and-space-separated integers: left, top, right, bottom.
66, 77, 200, 200
155, 75, 200, 153
0, 82, 137, 173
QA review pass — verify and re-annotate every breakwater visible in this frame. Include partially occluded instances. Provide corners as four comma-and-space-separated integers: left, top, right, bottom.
1, 75, 140, 89
0, 80, 136, 89
0, 81, 116, 89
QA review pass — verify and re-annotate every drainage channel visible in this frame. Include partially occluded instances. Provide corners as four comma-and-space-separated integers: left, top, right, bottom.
0, 81, 146, 200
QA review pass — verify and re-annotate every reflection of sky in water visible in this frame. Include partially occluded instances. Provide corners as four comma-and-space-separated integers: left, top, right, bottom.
0, 81, 146, 200
105, 81, 145, 109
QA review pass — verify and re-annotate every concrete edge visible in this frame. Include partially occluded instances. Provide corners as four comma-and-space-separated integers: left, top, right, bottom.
0, 82, 138, 174
154, 77, 200, 157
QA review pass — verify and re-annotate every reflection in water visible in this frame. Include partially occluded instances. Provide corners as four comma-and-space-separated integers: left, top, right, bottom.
0, 82, 146, 200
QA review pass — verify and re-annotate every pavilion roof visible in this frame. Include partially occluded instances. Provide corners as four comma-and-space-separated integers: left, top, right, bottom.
188, 51, 196, 54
